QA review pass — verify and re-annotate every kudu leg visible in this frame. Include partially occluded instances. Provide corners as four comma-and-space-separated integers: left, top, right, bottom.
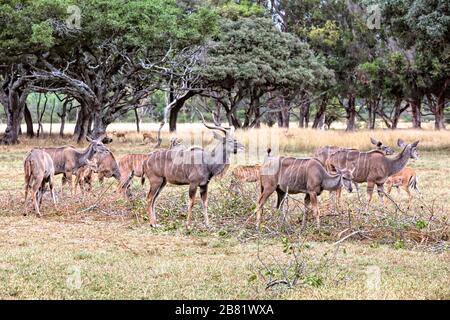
405, 187, 413, 209
335, 187, 342, 211
61, 174, 67, 196
186, 184, 198, 230
49, 178, 58, 209
24, 176, 31, 215
301, 194, 311, 231
74, 175, 81, 195
376, 184, 385, 208
309, 192, 321, 230
199, 185, 209, 227
355, 183, 362, 203
146, 178, 166, 227
65, 172, 73, 195
31, 180, 42, 217
247, 185, 272, 229
386, 183, 393, 195
275, 188, 286, 209
366, 181, 375, 211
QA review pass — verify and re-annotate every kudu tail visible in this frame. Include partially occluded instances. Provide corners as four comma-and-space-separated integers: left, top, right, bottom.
409, 175, 420, 194
24, 159, 33, 204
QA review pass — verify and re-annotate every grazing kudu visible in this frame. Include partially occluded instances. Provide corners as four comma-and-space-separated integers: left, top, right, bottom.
314, 138, 394, 202
314, 138, 394, 168
41, 137, 109, 194
74, 159, 98, 194
230, 164, 261, 192
231, 165, 261, 183
24, 149, 57, 216
118, 154, 149, 196
143, 132, 156, 143
327, 139, 419, 209
386, 167, 419, 209
253, 155, 354, 229
118, 137, 184, 197
142, 121, 244, 228
112, 131, 127, 141
94, 151, 121, 183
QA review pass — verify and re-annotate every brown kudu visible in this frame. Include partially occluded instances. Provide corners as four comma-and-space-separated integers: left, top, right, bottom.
142, 120, 244, 229
327, 139, 419, 209
252, 154, 354, 229
41, 137, 109, 194
74, 159, 98, 194
314, 138, 394, 204
118, 137, 184, 197
24, 149, 57, 216
386, 166, 420, 209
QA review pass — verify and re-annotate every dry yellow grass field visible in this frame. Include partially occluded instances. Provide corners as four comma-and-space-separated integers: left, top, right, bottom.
0, 125, 449, 299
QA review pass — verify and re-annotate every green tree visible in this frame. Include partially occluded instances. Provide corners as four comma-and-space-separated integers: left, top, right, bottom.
200, 16, 333, 128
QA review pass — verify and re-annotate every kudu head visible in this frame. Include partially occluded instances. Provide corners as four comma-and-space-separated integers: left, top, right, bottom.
371, 137, 394, 155
336, 166, 355, 193
198, 111, 245, 155
210, 129, 245, 154
397, 139, 420, 160
85, 158, 98, 173
86, 136, 109, 155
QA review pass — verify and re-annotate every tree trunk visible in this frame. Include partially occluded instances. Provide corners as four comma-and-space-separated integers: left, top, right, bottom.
345, 95, 356, 131
50, 99, 55, 136
312, 97, 327, 129
91, 116, 108, 139
0, 83, 28, 145
366, 99, 377, 130
253, 102, 261, 128
278, 108, 290, 128
134, 108, 140, 133
23, 103, 34, 138
168, 91, 197, 132
299, 97, 310, 128
391, 97, 403, 129
73, 103, 91, 143
1, 103, 23, 144
410, 96, 421, 129
58, 99, 68, 138
435, 94, 446, 130
212, 102, 221, 126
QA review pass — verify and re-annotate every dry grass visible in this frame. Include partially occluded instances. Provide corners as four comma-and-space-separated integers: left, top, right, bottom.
0, 125, 449, 299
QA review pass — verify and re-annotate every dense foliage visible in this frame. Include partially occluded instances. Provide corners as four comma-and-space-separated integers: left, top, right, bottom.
0, 0, 448, 143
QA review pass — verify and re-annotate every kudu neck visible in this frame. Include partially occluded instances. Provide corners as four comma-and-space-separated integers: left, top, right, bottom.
79, 143, 95, 165
208, 141, 230, 177
387, 147, 410, 176
322, 172, 342, 191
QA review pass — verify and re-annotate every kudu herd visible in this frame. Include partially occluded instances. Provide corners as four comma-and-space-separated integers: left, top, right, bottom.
22, 120, 420, 231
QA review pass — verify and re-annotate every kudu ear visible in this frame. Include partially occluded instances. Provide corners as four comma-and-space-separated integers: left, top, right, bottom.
101, 136, 113, 144
212, 131, 224, 141
411, 140, 419, 148
397, 139, 406, 148
370, 137, 378, 146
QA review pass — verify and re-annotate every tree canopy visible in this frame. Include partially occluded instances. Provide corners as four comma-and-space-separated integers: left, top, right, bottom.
0, 0, 448, 144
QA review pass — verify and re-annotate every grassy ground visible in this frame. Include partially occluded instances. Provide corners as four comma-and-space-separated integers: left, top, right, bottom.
0, 127, 449, 299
